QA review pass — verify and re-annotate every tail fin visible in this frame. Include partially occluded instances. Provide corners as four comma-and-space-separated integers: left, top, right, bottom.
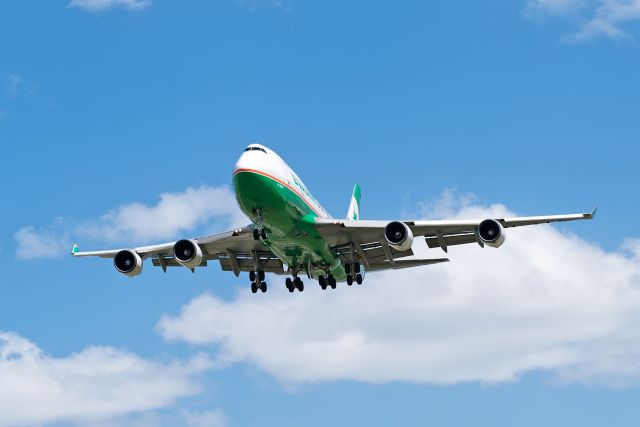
346, 184, 361, 220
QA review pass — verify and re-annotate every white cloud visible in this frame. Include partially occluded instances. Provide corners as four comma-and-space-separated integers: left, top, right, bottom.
0, 332, 211, 427
14, 223, 69, 260
526, 0, 640, 41
158, 194, 640, 386
15, 185, 246, 259
183, 409, 226, 427
68, 0, 151, 12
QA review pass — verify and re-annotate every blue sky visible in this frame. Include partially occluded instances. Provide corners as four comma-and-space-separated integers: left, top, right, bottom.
1, 0, 640, 426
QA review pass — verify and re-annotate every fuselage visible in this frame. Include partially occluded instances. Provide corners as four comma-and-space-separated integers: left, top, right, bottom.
233, 144, 347, 280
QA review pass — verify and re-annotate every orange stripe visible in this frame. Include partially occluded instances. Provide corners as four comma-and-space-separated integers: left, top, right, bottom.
233, 168, 323, 217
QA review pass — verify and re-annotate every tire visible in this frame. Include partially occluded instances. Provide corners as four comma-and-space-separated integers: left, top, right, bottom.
347, 275, 353, 286
345, 263, 351, 275
328, 275, 337, 289
286, 277, 293, 292
251, 282, 258, 293
354, 263, 361, 274
319, 275, 326, 288
260, 282, 267, 293
356, 274, 363, 285
298, 282, 304, 292
261, 228, 268, 240
258, 270, 265, 281
252, 229, 260, 241
295, 278, 304, 291
249, 271, 256, 282
289, 285, 295, 293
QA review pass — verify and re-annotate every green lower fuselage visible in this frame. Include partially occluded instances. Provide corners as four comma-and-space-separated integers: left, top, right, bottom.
233, 170, 347, 280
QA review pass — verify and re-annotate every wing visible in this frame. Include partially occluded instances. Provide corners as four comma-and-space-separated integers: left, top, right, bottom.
71, 226, 286, 276
315, 207, 597, 266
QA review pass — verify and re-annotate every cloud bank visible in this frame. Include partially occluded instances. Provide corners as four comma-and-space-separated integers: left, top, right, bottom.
0, 332, 211, 426
526, 0, 640, 41
158, 195, 640, 386
14, 185, 246, 259
68, 0, 151, 12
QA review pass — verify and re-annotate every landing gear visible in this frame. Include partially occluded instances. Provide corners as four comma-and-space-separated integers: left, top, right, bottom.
250, 270, 267, 293
319, 275, 327, 290
252, 228, 269, 241
345, 262, 360, 275
345, 262, 362, 286
319, 274, 336, 290
287, 276, 304, 292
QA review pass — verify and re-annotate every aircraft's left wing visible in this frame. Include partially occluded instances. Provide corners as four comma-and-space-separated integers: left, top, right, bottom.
315, 208, 597, 264
72, 226, 286, 276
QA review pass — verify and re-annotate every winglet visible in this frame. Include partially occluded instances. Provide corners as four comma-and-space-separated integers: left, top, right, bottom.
71, 243, 79, 256
585, 206, 598, 219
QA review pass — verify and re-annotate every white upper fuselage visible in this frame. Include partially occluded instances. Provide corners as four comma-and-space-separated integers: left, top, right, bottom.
233, 144, 331, 219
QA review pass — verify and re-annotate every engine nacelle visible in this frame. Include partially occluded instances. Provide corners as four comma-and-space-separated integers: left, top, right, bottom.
478, 219, 506, 248
114, 250, 143, 277
173, 239, 203, 269
384, 221, 414, 251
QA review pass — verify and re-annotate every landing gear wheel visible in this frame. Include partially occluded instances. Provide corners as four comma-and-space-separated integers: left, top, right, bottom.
319, 275, 327, 290
354, 263, 361, 274
258, 270, 265, 281
260, 228, 268, 240
252, 229, 260, 241
346, 275, 353, 286
249, 271, 256, 282
328, 274, 337, 289
260, 282, 267, 293
251, 282, 258, 293
294, 277, 304, 292
355, 273, 363, 285
345, 263, 351, 275
286, 278, 294, 293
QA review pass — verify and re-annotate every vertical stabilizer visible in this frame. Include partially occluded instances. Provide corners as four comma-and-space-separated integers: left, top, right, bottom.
346, 184, 361, 220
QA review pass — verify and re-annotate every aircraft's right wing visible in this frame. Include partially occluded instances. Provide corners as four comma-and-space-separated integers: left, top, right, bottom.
315, 208, 596, 270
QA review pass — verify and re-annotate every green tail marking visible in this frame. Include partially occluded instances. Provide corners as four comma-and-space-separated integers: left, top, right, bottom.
346, 184, 361, 220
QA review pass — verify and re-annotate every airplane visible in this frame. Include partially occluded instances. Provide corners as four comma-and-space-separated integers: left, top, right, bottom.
72, 144, 597, 293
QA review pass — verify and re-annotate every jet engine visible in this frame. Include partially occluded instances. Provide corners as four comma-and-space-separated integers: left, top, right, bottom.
478, 219, 506, 248
173, 239, 203, 269
114, 250, 143, 277
384, 221, 414, 251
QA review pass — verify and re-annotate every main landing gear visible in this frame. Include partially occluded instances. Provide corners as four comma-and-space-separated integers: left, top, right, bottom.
318, 274, 337, 290
286, 276, 304, 293
250, 269, 267, 293
344, 262, 363, 286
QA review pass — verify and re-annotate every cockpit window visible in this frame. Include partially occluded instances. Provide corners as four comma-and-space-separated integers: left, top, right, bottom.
244, 147, 267, 153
